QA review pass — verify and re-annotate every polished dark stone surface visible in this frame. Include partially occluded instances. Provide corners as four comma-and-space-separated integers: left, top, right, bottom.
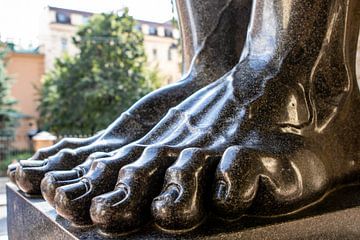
7, 182, 360, 239
7, 0, 360, 234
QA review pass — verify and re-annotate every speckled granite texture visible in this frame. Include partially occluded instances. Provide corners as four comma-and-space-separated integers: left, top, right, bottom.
7, 183, 360, 240
7, 0, 360, 235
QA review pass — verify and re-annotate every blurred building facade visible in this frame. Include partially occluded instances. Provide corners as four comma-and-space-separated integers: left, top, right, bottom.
3, 6, 182, 149
40, 6, 182, 84
5, 50, 44, 149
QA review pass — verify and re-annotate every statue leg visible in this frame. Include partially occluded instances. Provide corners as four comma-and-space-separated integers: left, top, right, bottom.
10, 0, 252, 195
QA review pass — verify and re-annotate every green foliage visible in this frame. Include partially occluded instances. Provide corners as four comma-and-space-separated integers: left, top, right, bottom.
0, 43, 18, 137
39, 10, 162, 135
0, 151, 33, 175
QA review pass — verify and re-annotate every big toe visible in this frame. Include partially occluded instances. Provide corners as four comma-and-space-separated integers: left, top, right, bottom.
212, 147, 260, 219
15, 160, 48, 194
54, 180, 93, 225
90, 187, 134, 233
152, 148, 217, 231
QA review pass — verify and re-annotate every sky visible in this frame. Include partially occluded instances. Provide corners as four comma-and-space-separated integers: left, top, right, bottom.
0, 0, 175, 46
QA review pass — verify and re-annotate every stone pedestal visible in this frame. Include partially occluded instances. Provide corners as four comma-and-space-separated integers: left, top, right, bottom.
6, 182, 360, 240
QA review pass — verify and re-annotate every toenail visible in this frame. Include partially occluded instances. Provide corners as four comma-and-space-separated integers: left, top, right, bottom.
110, 185, 129, 206
215, 181, 228, 200
156, 184, 181, 203
80, 179, 91, 192
20, 159, 48, 168
45, 173, 57, 183
74, 168, 85, 178
58, 181, 90, 201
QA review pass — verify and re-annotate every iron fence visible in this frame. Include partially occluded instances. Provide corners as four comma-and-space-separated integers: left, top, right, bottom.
0, 134, 92, 164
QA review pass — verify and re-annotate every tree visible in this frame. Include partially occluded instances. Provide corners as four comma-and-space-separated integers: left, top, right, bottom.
0, 43, 19, 161
0, 43, 18, 137
38, 10, 162, 135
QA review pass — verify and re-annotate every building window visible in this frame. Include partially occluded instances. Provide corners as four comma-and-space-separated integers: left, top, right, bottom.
168, 43, 177, 61
135, 24, 142, 32
61, 38, 68, 52
168, 48, 172, 61
149, 26, 158, 36
152, 48, 157, 59
56, 12, 71, 24
164, 28, 173, 38
82, 16, 89, 24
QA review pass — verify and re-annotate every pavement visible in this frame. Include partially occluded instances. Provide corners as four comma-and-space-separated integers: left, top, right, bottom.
0, 177, 8, 239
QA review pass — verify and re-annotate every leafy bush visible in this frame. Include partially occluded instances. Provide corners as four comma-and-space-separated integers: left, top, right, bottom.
0, 151, 33, 176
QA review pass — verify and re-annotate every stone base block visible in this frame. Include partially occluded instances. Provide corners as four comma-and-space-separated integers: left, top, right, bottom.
6, 182, 360, 239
